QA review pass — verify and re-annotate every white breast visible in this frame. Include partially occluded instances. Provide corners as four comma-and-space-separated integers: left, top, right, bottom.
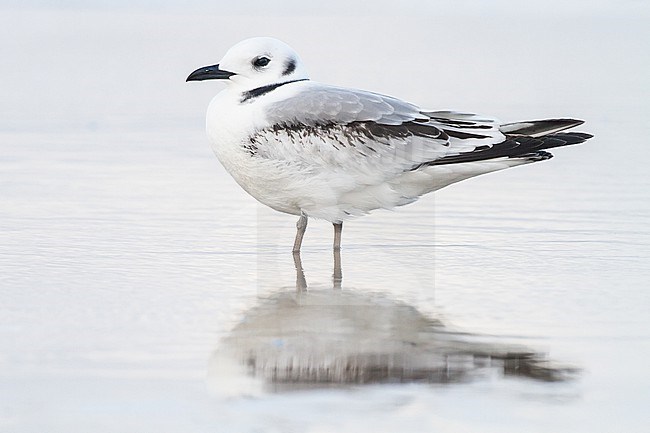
206, 86, 327, 217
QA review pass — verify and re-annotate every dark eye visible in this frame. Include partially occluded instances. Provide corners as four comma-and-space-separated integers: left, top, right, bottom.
253, 56, 271, 68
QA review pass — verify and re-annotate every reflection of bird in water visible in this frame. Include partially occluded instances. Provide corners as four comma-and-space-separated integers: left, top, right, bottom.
209, 252, 576, 394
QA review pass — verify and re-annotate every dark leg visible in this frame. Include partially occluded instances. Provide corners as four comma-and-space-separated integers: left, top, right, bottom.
333, 248, 342, 289
292, 251, 307, 291
293, 213, 308, 253
333, 222, 343, 251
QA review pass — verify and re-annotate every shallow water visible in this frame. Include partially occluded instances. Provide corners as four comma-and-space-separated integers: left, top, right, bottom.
1, 3, 649, 432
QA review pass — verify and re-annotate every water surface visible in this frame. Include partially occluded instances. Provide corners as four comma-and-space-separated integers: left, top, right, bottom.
1, 3, 649, 432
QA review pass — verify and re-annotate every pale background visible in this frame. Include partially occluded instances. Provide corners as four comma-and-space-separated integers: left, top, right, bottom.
1, 1, 649, 432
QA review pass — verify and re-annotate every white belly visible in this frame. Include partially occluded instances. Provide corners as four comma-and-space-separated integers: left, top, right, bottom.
203, 88, 528, 222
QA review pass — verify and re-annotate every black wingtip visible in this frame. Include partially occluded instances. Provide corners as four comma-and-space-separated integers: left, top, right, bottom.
550, 132, 594, 145
523, 150, 554, 162
572, 132, 594, 140
500, 119, 586, 137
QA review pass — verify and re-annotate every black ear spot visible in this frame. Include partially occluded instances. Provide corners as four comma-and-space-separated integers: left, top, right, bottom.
282, 59, 296, 76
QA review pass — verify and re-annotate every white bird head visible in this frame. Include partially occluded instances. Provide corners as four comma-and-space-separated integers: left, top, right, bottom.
186, 37, 309, 90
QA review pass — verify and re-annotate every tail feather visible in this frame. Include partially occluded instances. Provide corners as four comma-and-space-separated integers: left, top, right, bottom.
500, 119, 584, 137
425, 130, 592, 167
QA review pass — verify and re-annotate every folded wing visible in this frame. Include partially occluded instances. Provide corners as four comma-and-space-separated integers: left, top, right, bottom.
252, 83, 591, 182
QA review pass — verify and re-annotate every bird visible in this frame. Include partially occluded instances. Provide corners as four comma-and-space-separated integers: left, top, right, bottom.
187, 37, 592, 252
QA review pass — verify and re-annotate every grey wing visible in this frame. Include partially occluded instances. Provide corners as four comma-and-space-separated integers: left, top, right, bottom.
267, 83, 430, 126
256, 83, 590, 179
256, 83, 505, 179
